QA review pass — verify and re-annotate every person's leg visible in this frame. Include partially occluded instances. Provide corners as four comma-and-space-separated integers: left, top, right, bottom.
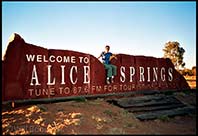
110, 64, 117, 76
104, 64, 113, 78
104, 64, 112, 84
109, 64, 117, 83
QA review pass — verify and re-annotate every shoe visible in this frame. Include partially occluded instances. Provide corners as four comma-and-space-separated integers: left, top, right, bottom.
106, 78, 110, 84
111, 77, 114, 83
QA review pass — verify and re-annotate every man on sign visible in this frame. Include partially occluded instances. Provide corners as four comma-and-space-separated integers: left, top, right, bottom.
98, 45, 117, 84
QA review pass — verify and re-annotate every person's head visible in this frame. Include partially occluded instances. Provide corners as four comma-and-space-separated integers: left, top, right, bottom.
105, 45, 110, 52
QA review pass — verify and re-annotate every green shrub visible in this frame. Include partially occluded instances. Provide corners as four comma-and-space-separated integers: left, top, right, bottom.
158, 115, 170, 122
103, 110, 113, 116
73, 97, 87, 102
37, 105, 47, 112
164, 91, 174, 95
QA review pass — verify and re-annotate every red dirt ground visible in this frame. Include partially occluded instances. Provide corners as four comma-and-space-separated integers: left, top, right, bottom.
2, 90, 196, 135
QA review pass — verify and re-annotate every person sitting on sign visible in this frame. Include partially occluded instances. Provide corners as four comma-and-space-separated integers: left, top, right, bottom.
98, 45, 117, 84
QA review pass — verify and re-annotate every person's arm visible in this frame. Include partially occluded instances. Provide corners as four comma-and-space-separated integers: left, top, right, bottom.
110, 54, 117, 61
98, 52, 104, 59
98, 53, 102, 59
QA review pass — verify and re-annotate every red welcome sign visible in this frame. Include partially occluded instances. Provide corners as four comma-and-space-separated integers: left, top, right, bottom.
2, 33, 190, 102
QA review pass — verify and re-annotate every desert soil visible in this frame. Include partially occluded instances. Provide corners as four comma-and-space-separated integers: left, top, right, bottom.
2, 90, 196, 135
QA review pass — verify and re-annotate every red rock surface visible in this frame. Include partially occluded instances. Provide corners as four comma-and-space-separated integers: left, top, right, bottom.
2, 33, 190, 101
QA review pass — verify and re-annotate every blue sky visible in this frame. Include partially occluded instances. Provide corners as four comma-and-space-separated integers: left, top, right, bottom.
2, 2, 196, 69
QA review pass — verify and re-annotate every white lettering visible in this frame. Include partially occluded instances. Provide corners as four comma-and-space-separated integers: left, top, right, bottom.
139, 67, 145, 82
63, 56, 70, 63
43, 55, 48, 62
49, 55, 55, 62
61, 65, 65, 84
37, 55, 42, 62
161, 67, 166, 81
30, 65, 40, 86
71, 56, 76, 63
120, 66, 126, 82
129, 67, 135, 82
83, 66, 90, 84
168, 68, 173, 81
70, 66, 78, 84
84, 57, 89, 64
79, 57, 83, 63
79, 56, 89, 64
153, 67, 158, 82
47, 65, 56, 85
26, 54, 35, 62
56, 56, 62, 63
147, 67, 150, 82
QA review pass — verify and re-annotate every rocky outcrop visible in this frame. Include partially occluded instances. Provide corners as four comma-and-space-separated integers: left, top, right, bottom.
2, 33, 190, 101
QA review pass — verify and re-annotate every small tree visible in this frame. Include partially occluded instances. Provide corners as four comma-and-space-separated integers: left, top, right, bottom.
163, 41, 185, 70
